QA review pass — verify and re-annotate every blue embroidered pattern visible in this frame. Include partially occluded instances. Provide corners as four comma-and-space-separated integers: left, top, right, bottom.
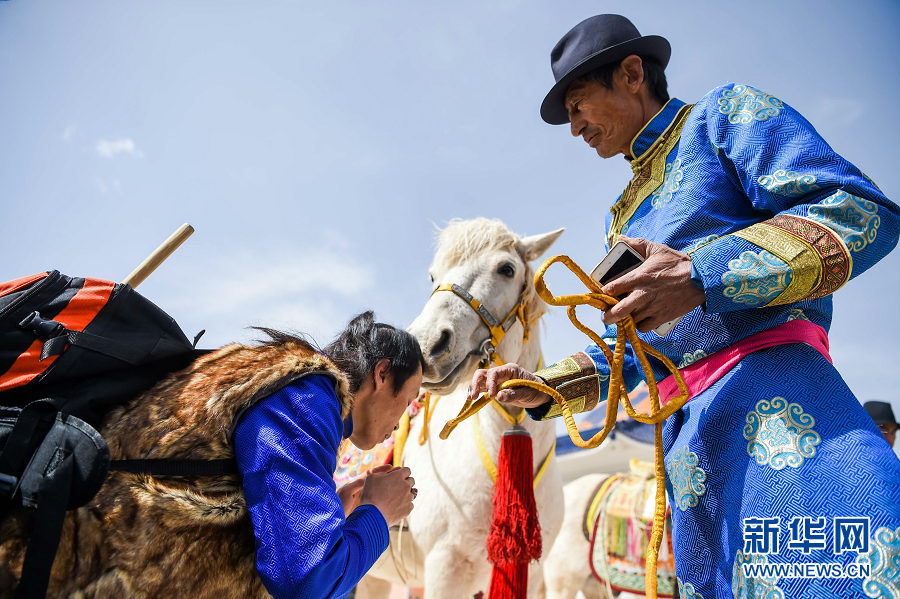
668, 446, 707, 510
757, 170, 819, 196
692, 234, 719, 253
722, 250, 792, 306
575, 82, 900, 599
718, 84, 784, 124
651, 158, 684, 209
679, 350, 707, 368
857, 526, 900, 599
808, 190, 881, 252
732, 551, 786, 599
744, 397, 821, 470
785, 309, 810, 322
677, 577, 707, 599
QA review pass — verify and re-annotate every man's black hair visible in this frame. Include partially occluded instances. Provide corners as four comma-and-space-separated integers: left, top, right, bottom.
323, 311, 425, 394
578, 56, 669, 104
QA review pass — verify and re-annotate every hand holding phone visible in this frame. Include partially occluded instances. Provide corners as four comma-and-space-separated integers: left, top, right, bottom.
589, 241, 681, 336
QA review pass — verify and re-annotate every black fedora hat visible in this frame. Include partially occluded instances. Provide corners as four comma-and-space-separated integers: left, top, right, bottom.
540, 14, 671, 125
864, 401, 898, 426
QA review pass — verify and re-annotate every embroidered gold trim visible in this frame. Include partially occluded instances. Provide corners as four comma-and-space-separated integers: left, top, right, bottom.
535, 355, 583, 382
733, 223, 821, 306
731, 213, 853, 305
543, 394, 587, 420
629, 98, 681, 161
534, 352, 600, 421
609, 104, 694, 247
767, 214, 852, 297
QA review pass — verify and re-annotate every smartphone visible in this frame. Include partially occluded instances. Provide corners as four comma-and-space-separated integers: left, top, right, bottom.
589, 241, 680, 337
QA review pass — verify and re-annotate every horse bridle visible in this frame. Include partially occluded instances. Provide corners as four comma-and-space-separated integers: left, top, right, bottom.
431, 282, 529, 368
391, 282, 548, 585
428, 282, 556, 486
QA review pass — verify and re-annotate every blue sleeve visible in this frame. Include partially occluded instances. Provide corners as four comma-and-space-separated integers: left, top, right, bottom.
526, 330, 645, 421
688, 83, 900, 313
233, 374, 389, 599
526, 212, 645, 422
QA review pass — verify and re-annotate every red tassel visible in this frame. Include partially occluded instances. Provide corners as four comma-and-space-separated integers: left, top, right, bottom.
486, 428, 541, 599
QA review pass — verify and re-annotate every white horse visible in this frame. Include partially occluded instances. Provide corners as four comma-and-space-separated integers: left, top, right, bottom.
358, 218, 565, 599
543, 465, 674, 599
543, 473, 612, 599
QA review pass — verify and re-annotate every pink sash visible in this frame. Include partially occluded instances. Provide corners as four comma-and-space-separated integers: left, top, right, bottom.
657, 319, 831, 406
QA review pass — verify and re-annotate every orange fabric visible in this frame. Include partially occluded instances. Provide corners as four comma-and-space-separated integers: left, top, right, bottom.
0, 278, 116, 391
0, 272, 48, 298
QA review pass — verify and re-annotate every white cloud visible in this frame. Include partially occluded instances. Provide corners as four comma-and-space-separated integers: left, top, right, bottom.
201, 251, 374, 314
95, 138, 144, 158
62, 124, 77, 142
161, 247, 376, 347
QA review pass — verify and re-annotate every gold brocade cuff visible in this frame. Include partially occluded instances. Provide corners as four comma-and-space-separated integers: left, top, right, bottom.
732, 213, 852, 306
528, 352, 602, 421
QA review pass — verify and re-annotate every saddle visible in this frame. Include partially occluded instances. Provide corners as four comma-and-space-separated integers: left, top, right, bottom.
587, 459, 677, 598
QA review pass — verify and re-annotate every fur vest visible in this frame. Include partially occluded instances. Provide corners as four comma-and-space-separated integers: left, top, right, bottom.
0, 339, 352, 599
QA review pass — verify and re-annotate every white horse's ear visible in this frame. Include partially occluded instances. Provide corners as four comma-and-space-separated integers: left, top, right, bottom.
519, 228, 565, 262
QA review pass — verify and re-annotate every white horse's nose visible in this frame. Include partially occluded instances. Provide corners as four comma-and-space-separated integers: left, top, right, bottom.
429, 328, 453, 360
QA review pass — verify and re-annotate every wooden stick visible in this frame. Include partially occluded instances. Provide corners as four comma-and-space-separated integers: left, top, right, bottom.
123, 223, 194, 288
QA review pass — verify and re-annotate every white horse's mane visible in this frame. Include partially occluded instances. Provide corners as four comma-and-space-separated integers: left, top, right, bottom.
431, 217, 548, 322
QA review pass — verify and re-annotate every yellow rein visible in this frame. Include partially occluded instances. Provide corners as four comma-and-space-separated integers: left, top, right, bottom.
403, 391, 556, 489
441, 254, 691, 599
404, 282, 553, 486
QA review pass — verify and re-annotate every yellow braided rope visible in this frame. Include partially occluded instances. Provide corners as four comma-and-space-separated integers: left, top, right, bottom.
443, 254, 692, 599
490, 398, 527, 426
417, 392, 441, 446
517, 255, 690, 599
418, 392, 526, 444
392, 411, 411, 468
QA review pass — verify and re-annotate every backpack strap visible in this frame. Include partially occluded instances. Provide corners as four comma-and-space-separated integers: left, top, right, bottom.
109, 458, 237, 476
0, 402, 56, 501
19, 312, 147, 365
2, 407, 238, 599
6, 409, 110, 599
15, 453, 74, 599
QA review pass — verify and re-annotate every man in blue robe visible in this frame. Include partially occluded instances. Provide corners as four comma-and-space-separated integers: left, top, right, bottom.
470, 14, 900, 598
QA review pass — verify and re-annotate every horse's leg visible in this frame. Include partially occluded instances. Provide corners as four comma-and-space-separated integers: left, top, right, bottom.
544, 572, 611, 599
543, 474, 611, 599
422, 545, 480, 599
354, 576, 394, 599
532, 576, 546, 599
544, 572, 613, 599
542, 573, 568, 599
542, 507, 593, 599
581, 574, 612, 599
528, 560, 547, 599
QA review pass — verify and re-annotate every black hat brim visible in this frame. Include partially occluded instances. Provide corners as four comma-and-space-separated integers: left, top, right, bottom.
540, 35, 671, 125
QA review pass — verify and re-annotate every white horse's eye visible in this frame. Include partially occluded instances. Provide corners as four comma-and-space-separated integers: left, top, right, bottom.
497, 263, 515, 278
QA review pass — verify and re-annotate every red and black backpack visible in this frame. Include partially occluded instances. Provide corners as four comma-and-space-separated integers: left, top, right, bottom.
0, 271, 227, 599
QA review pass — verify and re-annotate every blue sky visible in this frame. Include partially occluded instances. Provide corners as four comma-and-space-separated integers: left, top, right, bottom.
2, 1, 899, 440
